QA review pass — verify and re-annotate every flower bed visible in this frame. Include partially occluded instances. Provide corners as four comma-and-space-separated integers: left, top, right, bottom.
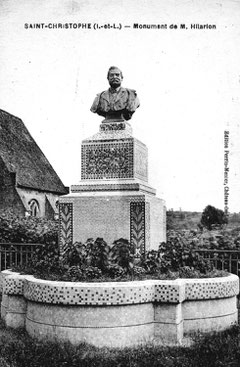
0, 270, 239, 348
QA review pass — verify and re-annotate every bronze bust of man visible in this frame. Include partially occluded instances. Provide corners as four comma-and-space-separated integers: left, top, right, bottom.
90, 66, 140, 121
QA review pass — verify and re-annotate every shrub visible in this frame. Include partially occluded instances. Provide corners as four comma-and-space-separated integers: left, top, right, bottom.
6, 212, 232, 282
132, 265, 146, 277
105, 264, 126, 279
86, 238, 110, 271
84, 266, 102, 280
200, 205, 228, 230
157, 230, 214, 274
62, 238, 110, 271
0, 212, 58, 244
63, 265, 83, 281
13, 230, 228, 282
109, 238, 134, 271
140, 250, 161, 273
196, 227, 240, 250
62, 241, 89, 267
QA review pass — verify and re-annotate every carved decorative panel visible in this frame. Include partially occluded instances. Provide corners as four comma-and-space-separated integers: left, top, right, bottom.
145, 202, 151, 252
130, 201, 145, 257
81, 141, 134, 180
59, 203, 73, 256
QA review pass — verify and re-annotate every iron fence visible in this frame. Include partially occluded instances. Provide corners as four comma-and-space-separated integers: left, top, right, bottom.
0, 243, 42, 271
194, 249, 240, 277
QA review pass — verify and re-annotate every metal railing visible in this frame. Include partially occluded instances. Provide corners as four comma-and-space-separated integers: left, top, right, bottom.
0, 243, 42, 272
194, 249, 240, 277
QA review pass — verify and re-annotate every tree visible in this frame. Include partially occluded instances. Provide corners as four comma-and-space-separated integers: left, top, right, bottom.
200, 205, 228, 230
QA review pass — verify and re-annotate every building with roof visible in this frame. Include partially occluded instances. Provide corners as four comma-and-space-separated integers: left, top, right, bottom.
0, 109, 68, 219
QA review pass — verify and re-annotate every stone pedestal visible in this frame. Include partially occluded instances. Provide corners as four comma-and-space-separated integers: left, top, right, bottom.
59, 121, 166, 256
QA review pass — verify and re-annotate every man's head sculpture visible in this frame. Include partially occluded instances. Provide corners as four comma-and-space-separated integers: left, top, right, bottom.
90, 66, 140, 122
107, 66, 123, 89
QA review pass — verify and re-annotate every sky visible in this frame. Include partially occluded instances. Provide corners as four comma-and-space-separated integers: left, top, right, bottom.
0, 0, 240, 213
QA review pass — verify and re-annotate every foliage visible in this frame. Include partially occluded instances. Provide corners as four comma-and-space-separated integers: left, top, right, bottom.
0, 212, 58, 244
0, 318, 240, 367
14, 237, 135, 281
84, 266, 103, 279
86, 238, 110, 270
196, 227, 240, 250
64, 265, 83, 282
13, 229, 231, 282
200, 205, 228, 230
62, 241, 89, 267
105, 264, 126, 279
62, 238, 110, 271
3, 209, 235, 281
131, 265, 147, 277
0, 212, 60, 278
109, 238, 135, 271
140, 230, 214, 275
165, 227, 240, 252
140, 250, 161, 273
59, 238, 136, 280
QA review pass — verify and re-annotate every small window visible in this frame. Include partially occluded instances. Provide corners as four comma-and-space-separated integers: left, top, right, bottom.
28, 199, 40, 217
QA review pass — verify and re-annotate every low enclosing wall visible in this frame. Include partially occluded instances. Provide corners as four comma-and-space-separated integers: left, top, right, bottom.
0, 270, 239, 348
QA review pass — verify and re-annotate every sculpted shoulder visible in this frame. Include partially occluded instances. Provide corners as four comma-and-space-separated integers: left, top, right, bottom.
90, 92, 103, 113
125, 88, 140, 111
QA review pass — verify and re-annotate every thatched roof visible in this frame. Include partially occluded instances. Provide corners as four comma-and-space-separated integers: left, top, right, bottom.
0, 109, 68, 194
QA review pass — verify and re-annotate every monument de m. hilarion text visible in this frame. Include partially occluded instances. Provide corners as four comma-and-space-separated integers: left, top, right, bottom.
59, 66, 166, 257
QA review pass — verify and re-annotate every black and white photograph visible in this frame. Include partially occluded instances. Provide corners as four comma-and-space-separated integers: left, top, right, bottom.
0, 1, 240, 366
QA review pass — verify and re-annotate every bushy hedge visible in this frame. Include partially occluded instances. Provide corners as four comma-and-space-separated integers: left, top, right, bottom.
0, 212, 58, 244
198, 227, 240, 250
175, 227, 240, 250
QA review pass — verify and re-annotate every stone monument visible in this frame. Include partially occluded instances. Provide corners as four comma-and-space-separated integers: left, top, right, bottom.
59, 66, 166, 257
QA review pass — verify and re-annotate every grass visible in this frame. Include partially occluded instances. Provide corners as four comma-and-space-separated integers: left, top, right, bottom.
0, 319, 240, 367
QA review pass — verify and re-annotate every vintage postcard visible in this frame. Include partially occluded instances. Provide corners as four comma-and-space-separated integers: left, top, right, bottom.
0, 0, 240, 361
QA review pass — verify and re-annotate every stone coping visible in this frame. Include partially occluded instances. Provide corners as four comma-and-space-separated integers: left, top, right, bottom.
1, 271, 239, 306
70, 182, 156, 195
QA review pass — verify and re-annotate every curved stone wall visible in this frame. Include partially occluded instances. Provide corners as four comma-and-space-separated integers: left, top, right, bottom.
0, 270, 239, 347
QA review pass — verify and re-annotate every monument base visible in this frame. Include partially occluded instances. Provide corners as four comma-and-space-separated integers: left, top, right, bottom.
58, 119, 166, 256
59, 181, 166, 256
